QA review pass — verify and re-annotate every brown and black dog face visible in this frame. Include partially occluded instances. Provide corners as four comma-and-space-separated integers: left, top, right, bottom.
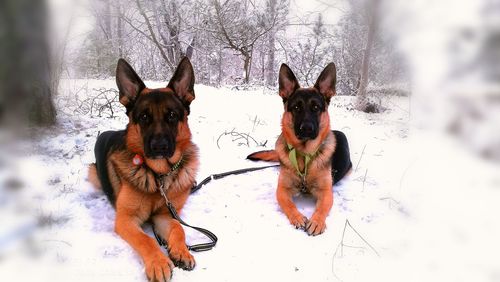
116, 58, 195, 159
279, 63, 337, 142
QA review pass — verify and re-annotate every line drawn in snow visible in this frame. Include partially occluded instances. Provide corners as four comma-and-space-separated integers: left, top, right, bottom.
354, 144, 367, 172
248, 115, 267, 132
362, 169, 368, 191
399, 157, 419, 192
380, 196, 410, 217
331, 219, 380, 281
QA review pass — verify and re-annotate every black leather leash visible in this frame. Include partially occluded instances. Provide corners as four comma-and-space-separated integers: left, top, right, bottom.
154, 201, 218, 252
153, 164, 279, 252
190, 164, 280, 194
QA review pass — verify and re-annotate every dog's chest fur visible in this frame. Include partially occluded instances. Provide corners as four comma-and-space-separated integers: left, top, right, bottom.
275, 131, 336, 193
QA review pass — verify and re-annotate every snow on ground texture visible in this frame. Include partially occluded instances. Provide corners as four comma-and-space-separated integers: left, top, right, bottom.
1, 80, 499, 282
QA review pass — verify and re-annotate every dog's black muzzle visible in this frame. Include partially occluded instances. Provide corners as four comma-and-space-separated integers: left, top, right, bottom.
146, 134, 175, 159
296, 121, 318, 140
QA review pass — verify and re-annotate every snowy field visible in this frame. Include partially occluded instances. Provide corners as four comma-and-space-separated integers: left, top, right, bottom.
1, 79, 499, 282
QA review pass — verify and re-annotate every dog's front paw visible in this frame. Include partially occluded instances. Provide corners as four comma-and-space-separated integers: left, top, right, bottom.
305, 215, 326, 236
145, 255, 174, 282
168, 244, 196, 271
287, 213, 308, 230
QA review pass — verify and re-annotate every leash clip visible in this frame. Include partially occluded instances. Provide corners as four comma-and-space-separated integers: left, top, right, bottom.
158, 177, 167, 201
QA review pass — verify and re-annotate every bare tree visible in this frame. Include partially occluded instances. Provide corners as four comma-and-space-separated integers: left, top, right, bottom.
73, 0, 406, 95
286, 14, 334, 86
116, 0, 124, 58
206, 0, 282, 84
133, 0, 176, 71
355, 0, 380, 111
264, 0, 289, 86
73, 0, 290, 85
332, 0, 406, 100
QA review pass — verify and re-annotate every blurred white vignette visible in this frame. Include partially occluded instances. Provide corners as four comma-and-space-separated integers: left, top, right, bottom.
0, 0, 499, 281
395, 0, 500, 161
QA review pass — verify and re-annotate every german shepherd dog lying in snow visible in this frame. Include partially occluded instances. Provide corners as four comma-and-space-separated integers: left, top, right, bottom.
88, 58, 199, 281
247, 63, 352, 236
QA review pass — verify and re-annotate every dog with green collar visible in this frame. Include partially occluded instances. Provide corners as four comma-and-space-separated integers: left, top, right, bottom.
247, 62, 352, 236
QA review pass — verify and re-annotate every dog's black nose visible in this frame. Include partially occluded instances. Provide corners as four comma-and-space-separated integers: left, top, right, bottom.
300, 122, 314, 135
146, 135, 175, 159
150, 137, 169, 153
297, 122, 317, 140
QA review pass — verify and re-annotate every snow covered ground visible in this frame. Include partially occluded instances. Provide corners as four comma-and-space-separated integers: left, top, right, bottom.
1, 79, 499, 282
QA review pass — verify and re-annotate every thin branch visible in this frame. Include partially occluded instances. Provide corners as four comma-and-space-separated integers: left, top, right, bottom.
135, 0, 174, 71
122, 16, 156, 45
212, 0, 245, 54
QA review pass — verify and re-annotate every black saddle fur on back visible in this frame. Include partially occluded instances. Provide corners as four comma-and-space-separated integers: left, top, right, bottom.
331, 130, 352, 184
94, 130, 126, 205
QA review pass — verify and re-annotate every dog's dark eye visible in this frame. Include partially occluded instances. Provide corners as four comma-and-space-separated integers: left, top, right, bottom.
292, 104, 301, 112
139, 113, 150, 123
166, 111, 178, 122
311, 104, 320, 112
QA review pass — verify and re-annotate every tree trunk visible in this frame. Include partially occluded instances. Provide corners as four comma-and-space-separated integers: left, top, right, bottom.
158, 0, 183, 64
0, 0, 56, 127
356, 0, 379, 112
103, 0, 112, 40
265, 0, 277, 87
135, 0, 174, 72
217, 46, 223, 86
116, 1, 124, 58
186, 37, 195, 59
266, 34, 276, 86
154, 0, 173, 59
96, 44, 102, 74
243, 54, 251, 84
260, 49, 265, 83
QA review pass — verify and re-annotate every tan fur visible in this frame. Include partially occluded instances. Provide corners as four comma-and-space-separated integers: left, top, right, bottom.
91, 57, 199, 281
246, 100, 338, 236
87, 164, 101, 190
247, 150, 279, 162
276, 109, 337, 235
250, 62, 339, 236
99, 117, 198, 281
88, 93, 199, 282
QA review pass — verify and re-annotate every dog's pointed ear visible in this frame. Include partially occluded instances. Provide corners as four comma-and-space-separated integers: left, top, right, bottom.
168, 57, 195, 108
116, 58, 145, 109
314, 63, 336, 104
279, 64, 300, 103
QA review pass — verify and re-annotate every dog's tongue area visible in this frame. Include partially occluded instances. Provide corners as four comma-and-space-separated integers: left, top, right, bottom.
297, 130, 318, 141
151, 155, 168, 159
298, 135, 312, 141
146, 149, 174, 159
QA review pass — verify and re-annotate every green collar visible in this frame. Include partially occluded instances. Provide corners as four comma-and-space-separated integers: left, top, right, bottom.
170, 156, 183, 172
155, 155, 184, 179
287, 143, 317, 177
156, 155, 184, 192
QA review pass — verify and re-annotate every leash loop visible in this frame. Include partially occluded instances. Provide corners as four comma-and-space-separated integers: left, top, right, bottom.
153, 164, 279, 252
156, 177, 218, 252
